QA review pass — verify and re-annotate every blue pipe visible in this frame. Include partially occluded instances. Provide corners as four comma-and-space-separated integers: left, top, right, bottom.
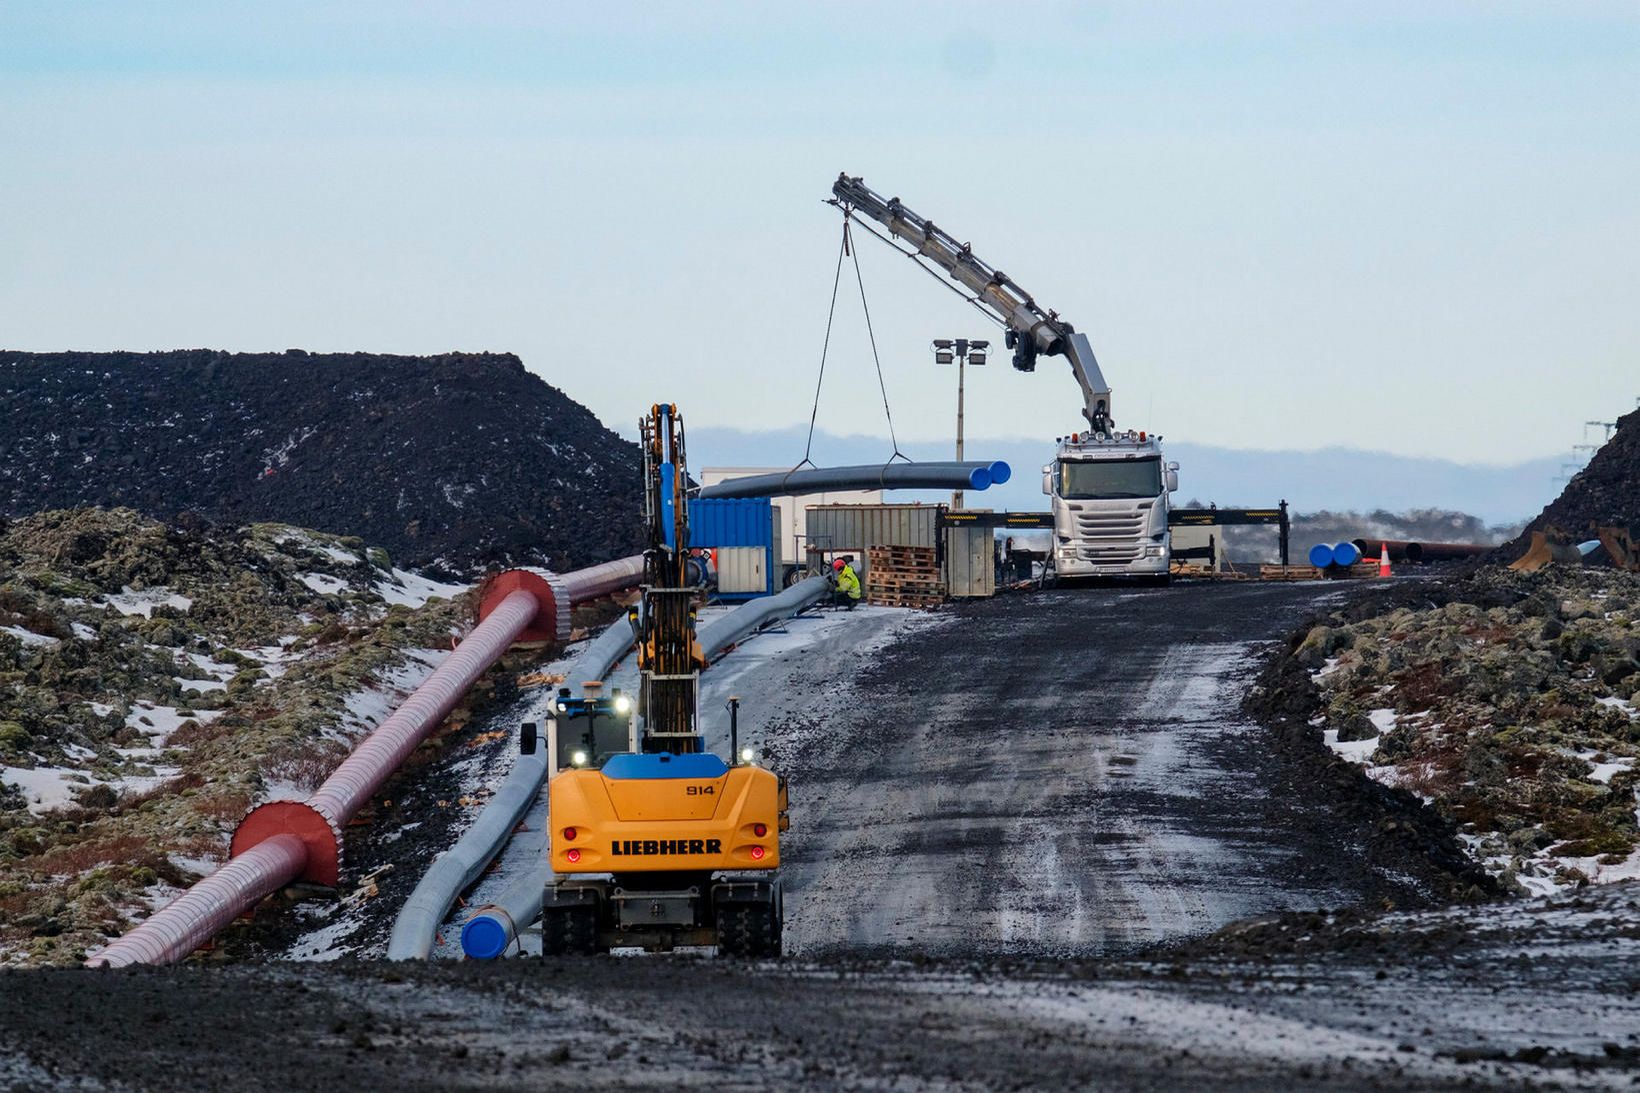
1331, 541, 1363, 567
1307, 543, 1335, 568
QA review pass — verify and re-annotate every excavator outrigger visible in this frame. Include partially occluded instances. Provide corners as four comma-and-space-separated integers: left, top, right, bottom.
537, 404, 787, 956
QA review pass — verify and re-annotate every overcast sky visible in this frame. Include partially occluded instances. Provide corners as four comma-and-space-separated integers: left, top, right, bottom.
2, 2, 1635, 466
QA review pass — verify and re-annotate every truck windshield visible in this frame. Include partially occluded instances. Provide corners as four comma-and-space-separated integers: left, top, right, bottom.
1059, 458, 1162, 500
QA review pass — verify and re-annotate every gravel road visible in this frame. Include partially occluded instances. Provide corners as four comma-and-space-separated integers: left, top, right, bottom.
776, 580, 1475, 957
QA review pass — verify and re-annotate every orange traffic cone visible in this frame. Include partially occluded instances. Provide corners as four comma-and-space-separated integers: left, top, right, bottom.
1378, 542, 1392, 578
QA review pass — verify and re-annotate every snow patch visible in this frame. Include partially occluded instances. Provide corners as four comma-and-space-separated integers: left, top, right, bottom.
300, 572, 350, 595
102, 587, 192, 618
375, 568, 466, 609
1, 625, 60, 648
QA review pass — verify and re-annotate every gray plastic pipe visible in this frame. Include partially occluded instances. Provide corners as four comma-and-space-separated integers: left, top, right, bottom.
459, 576, 830, 959
387, 618, 636, 960
87, 558, 644, 969
696, 460, 1010, 500
698, 575, 830, 659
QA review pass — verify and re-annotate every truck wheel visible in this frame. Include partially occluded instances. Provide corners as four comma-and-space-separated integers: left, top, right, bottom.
542, 906, 600, 956
716, 903, 779, 958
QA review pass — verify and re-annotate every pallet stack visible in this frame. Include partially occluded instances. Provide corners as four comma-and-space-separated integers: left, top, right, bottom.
865, 546, 944, 608
1258, 562, 1383, 581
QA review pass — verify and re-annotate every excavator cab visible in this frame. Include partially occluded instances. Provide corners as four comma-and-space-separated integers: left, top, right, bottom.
520, 684, 637, 775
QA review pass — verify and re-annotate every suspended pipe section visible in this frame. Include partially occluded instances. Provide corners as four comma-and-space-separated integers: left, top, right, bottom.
696, 460, 1010, 500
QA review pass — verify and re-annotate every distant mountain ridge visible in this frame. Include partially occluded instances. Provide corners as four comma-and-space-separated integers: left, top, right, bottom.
0, 350, 644, 576
688, 425, 1562, 524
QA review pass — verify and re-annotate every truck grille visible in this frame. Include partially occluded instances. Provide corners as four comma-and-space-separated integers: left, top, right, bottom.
1075, 511, 1146, 539
1079, 542, 1143, 564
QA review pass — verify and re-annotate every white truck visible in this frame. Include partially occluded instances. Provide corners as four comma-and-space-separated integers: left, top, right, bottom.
1045, 428, 1179, 583
830, 173, 1179, 581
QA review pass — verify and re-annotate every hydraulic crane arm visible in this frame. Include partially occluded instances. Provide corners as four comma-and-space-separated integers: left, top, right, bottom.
830, 173, 1114, 433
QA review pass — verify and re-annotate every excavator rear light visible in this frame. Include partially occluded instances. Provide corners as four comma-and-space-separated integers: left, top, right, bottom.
562, 827, 577, 841
750, 845, 766, 861
565, 848, 582, 864
753, 823, 767, 837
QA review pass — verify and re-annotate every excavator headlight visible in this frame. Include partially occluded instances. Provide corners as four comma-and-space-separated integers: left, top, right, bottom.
739, 747, 756, 765
613, 694, 632, 715
571, 750, 588, 767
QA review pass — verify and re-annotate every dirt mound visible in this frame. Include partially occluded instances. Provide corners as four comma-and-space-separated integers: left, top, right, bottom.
1492, 406, 1640, 564
0, 350, 643, 576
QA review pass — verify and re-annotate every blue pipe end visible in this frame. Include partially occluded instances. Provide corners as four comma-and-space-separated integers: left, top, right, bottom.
1307, 543, 1335, 568
1332, 541, 1363, 567
461, 912, 511, 960
988, 461, 1013, 485
967, 467, 993, 491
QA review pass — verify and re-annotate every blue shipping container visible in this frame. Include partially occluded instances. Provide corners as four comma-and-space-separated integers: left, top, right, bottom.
689, 498, 775, 599
690, 497, 774, 547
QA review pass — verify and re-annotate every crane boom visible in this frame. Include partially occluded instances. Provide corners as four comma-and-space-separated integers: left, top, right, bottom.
830, 172, 1114, 433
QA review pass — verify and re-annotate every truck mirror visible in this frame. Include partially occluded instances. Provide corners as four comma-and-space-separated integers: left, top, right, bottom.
1041, 469, 1053, 496
520, 721, 537, 755
1167, 461, 1180, 472
1165, 470, 1179, 493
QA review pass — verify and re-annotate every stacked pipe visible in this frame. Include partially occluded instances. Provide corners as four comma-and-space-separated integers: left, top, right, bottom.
388, 618, 637, 961
1349, 539, 1491, 564
696, 460, 1010, 500
1306, 542, 1364, 569
87, 558, 644, 969
459, 574, 832, 959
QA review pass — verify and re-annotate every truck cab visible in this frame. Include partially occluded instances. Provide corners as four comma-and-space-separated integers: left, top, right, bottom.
1044, 430, 1179, 580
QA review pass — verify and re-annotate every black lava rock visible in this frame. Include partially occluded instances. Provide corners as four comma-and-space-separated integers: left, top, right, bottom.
0, 350, 643, 576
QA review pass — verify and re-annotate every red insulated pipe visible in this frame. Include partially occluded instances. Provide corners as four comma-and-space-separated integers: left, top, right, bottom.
308, 588, 538, 826
89, 836, 308, 968
88, 559, 642, 968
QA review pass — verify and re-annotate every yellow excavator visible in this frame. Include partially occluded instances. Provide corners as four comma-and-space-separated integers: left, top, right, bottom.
537, 404, 787, 955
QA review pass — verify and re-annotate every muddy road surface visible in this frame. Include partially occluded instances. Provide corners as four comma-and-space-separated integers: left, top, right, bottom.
777, 580, 1475, 957
8, 881, 1640, 1090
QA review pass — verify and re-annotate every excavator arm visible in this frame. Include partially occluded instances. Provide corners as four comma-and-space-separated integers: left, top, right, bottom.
830, 172, 1114, 433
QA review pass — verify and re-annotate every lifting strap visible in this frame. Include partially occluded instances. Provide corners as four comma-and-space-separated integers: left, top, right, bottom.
795, 212, 908, 492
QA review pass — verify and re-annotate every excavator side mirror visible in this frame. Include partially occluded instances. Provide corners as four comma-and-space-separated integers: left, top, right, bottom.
520, 721, 537, 756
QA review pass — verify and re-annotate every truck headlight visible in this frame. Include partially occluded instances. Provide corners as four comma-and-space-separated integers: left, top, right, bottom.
1145, 545, 1164, 557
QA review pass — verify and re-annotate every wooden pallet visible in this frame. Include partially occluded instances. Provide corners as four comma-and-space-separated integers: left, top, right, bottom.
867, 573, 941, 591
1259, 564, 1322, 581
866, 591, 943, 609
867, 545, 936, 565
865, 546, 944, 607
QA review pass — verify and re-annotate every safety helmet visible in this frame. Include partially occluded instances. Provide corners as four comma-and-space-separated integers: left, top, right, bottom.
831, 558, 846, 571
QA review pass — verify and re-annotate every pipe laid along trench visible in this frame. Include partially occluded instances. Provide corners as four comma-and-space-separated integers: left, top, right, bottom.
87, 558, 644, 968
